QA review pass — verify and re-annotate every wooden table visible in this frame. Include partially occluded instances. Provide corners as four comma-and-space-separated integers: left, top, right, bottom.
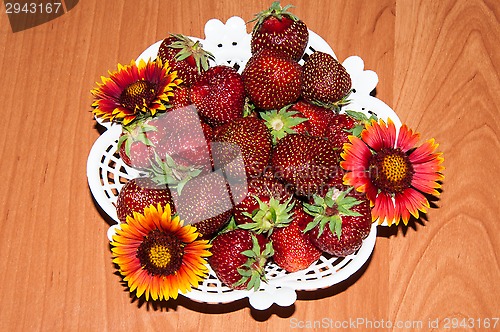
1, 0, 498, 331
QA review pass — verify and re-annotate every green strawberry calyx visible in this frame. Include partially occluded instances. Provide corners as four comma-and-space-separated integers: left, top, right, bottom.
343, 110, 379, 138
249, 1, 298, 32
146, 152, 202, 195
233, 234, 274, 291
302, 187, 362, 239
260, 105, 308, 144
311, 90, 353, 113
117, 121, 158, 158
240, 195, 295, 235
168, 34, 215, 73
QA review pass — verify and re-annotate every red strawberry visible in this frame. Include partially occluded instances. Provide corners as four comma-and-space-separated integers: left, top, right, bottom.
118, 133, 155, 170
271, 134, 338, 197
124, 108, 211, 194
270, 207, 322, 272
208, 229, 273, 290
250, 1, 309, 61
301, 188, 372, 257
234, 176, 294, 232
158, 34, 214, 87
190, 65, 245, 126
242, 49, 302, 110
117, 121, 160, 170
212, 117, 272, 180
289, 100, 336, 137
325, 113, 357, 150
150, 106, 212, 171
116, 177, 174, 223
173, 171, 234, 237
301, 51, 352, 110
326, 111, 378, 151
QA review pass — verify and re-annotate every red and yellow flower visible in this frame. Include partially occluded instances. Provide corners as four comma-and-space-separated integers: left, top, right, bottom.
91, 59, 181, 125
341, 118, 444, 226
110, 203, 211, 301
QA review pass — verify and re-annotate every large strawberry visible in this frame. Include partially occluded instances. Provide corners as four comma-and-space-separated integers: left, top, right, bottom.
212, 117, 272, 180
190, 65, 245, 126
208, 229, 273, 290
242, 49, 302, 110
301, 188, 372, 257
116, 177, 174, 223
271, 134, 338, 197
150, 106, 212, 171
173, 171, 234, 237
121, 107, 211, 194
301, 51, 352, 110
249, 1, 309, 61
270, 207, 322, 272
158, 34, 214, 87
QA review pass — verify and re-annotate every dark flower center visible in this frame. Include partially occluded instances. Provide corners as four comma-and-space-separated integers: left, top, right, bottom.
369, 148, 414, 194
120, 80, 157, 110
137, 229, 183, 277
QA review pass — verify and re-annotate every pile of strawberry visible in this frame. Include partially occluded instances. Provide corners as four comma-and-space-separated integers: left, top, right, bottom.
116, 2, 377, 291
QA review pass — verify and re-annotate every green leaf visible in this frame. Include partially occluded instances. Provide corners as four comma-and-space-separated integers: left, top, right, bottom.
350, 124, 365, 138
263, 241, 274, 257
345, 110, 368, 122
333, 216, 343, 239
237, 268, 252, 277
302, 217, 320, 234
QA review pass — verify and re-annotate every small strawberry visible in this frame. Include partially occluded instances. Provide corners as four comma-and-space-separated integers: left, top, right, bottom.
301, 188, 372, 257
271, 134, 338, 197
325, 113, 357, 150
326, 110, 378, 150
118, 134, 154, 170
289, 100, 335, 137
242, 49, 302, 110
158, 34, 214, 87
249, 1, 309, 61
190, 65, 245, 126
212, 117, 272, 180
301, 51, 352, 110
116, 177, 174, 223
117, 121, 159, 170
270, 207, 322, 272
209, 229, 273, 290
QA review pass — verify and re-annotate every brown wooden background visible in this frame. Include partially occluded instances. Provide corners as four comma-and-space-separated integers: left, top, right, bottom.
0, 0, 498, 331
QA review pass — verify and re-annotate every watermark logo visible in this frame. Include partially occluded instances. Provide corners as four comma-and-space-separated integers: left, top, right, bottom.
3, 0, 79, 32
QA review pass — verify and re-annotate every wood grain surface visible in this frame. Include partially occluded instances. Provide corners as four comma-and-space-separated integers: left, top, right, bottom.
0, 0, 498, 331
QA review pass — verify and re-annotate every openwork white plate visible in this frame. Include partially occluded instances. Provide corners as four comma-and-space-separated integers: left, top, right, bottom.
87, 17, 400, 310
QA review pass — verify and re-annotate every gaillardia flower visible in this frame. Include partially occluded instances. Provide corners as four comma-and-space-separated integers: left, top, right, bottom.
111, 204, 211, 301
340, 119, 444, 226
91, 59, 181, 125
